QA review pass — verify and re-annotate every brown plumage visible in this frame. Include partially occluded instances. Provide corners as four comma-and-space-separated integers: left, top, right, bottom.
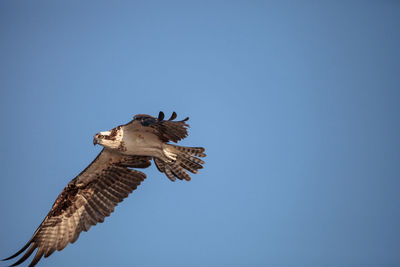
3, 112, 205, 267
131, 111, 190, 143
154, 146, 205, 181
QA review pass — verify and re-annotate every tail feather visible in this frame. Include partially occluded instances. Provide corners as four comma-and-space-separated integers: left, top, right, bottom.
170, 162, 191, 181
169, 145, 206, 158
180, 154, 205, 165
179, 157, 203, 174
154, 158, 165, 173
164, 167, 177, 182
155, 144, 206, 182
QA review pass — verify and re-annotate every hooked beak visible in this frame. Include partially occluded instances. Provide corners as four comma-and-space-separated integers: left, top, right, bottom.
93, 134, 99, 146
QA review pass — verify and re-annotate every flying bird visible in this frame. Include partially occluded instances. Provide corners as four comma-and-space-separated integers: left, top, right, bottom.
3, 112, 206, 267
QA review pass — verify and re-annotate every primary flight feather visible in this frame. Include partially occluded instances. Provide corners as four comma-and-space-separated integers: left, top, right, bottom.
3, 112, 206, 267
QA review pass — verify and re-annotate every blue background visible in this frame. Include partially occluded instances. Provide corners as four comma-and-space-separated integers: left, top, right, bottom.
1, 1, 399, 266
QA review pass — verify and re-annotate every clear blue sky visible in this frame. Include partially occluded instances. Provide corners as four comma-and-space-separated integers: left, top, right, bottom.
1, 1, 399, 266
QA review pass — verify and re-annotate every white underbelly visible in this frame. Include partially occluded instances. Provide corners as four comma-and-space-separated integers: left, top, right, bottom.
123, 132, 163, 157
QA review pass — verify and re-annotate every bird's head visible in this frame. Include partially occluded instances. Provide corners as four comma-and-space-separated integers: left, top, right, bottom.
93, 125, 123, 149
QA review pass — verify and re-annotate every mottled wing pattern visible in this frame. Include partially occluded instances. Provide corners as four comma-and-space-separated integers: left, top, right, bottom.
129, 111, 189, 143
4, 149, 151, 267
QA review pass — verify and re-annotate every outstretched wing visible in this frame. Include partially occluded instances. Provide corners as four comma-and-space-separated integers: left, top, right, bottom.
127, 111, 189, 143
4, 149, 151, 267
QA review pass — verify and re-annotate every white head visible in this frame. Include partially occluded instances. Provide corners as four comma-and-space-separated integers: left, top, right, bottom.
93, 125, 124, 150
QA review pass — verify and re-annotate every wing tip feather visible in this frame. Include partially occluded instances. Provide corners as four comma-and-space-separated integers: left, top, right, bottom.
2, 238, 34, 262
5, 242, 37, 267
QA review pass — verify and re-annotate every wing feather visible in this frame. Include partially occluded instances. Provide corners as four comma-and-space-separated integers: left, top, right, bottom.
9, 244, 37, 267
29, 246, 44, 267
128, 111, 190, 143
5, 149, 151, 266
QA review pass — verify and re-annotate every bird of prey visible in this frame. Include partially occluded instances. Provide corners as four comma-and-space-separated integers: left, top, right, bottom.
3, 112, 206, 267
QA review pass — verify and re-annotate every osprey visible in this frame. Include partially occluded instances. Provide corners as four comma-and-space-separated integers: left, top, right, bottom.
3, 112, 206, 267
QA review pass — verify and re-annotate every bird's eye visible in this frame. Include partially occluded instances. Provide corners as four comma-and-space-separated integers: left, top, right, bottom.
99, 135, 104, 139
